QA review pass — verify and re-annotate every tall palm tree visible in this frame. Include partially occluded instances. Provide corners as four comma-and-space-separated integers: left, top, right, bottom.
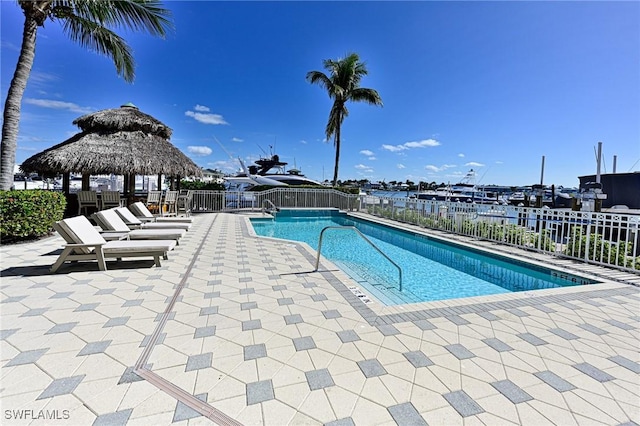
1, 0, 173, 190
306, 53, 382, 187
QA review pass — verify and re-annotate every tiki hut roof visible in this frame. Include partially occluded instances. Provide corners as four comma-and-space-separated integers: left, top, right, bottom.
21, 104, 202, 177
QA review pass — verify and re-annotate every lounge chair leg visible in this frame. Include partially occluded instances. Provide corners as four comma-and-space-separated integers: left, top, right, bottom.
163, 253, 168, 260
51, 246, 74, 273
153, 254, 161, 267
96, 248, 107, 271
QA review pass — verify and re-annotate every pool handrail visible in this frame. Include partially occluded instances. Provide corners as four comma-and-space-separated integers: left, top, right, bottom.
314, 225, 403, 291
261, 199, 279, 216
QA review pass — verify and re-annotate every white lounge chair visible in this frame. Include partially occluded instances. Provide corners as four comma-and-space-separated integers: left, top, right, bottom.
93, 208, 186, 244
51, 216, 176, 272
114, 207, 191, 230
129, 202, 194, 224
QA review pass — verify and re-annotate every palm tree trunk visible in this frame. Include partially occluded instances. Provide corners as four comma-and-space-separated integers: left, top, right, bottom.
1, 15, 38, 190
332, 124, 341, 187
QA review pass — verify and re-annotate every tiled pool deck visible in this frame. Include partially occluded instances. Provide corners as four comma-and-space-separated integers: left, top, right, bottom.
1, 212, 638, 425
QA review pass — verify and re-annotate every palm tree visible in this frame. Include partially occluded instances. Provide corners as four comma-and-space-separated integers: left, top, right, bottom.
1, 0, 173, 190
306, 53, 382, 187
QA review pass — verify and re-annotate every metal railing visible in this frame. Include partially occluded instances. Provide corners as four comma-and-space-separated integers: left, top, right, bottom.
314, 226, 403, 291
190, 188, 359, 213
360, 195, 640, 273
184, 188, 638, 273
262, 199, 279, 215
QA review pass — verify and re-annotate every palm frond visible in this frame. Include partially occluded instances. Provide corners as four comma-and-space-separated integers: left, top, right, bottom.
61, 16, 135, 81
69, 0, 173, 36
349, 88, 383, 106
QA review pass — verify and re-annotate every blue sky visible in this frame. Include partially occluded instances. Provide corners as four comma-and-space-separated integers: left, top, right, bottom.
2, 1, 639, 187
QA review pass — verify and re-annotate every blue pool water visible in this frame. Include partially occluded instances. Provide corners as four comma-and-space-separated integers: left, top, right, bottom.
250, 209, 598, 305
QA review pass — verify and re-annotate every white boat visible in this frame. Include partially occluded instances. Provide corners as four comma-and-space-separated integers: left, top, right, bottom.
414, 169, 500, 204
507, 185, 575, 207
223, 153, 323, 208
224, 154, 322, 190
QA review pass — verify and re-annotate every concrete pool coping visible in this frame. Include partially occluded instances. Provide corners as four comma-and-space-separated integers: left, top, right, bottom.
1, 211, 638, 425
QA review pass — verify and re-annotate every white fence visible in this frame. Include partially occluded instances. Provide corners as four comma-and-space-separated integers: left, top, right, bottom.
186, 189, 639, 273
361, 195, 639, 273
190, 188, 359, 213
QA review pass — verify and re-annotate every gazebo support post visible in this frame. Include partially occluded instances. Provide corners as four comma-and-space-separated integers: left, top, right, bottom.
127, 173, 136, 205
157, 173, 162, 191
62, 172, 70, 195
82, 174, 90, 191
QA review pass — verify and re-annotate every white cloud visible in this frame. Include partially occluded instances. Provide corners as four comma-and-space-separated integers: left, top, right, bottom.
185, 105, 228, 125
355, 164, 373, 173
381, 144, 405, 152
397, 164, 406, 169
425, 164, 457, 172
382, 138, 440, 152
24, 98, 92, 114
300, 140, 308, 144
28, 72, 59, 84
360, 149, 374, 156
232, 137, 243, 142
368, 156, 376, 161
187, 146, 213, 156
458, 153, 465, 158
1, 40, 20, 52
405, 139, 440, 148
465, 161, 484, 167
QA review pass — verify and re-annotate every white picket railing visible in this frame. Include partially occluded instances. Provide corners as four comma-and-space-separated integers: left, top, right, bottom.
186, 189, 639, 273
361, 195, 640, 273
190, 188, 359, 213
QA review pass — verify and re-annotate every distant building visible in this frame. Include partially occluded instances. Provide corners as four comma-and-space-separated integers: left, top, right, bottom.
578, 172, 640, 209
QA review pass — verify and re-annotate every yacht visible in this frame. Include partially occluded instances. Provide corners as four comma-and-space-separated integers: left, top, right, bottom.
224, 153, 323, 208
507, 185, 575, 207
414, 169, 500, 204
224, 153, 323, 190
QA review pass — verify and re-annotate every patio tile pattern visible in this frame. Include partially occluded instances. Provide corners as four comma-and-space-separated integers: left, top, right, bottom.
0, 211, 638, 425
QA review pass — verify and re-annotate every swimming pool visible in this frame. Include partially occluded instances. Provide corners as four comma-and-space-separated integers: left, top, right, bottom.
250, 209, 599, 305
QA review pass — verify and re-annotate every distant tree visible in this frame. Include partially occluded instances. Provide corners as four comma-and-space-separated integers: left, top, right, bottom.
306, 53, 382, 187
1, 0, 173, 190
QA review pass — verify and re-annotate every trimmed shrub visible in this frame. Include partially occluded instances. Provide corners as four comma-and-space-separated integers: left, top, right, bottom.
179, 180, 225, 191
1, 190, 66, 242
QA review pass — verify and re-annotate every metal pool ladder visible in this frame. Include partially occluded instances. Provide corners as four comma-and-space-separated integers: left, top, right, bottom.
261, 199, 279, 217
313, 226, 403, 291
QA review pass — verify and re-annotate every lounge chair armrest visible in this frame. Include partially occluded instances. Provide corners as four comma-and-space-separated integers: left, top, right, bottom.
99, 231, 130, 241
64, 242, 106, 248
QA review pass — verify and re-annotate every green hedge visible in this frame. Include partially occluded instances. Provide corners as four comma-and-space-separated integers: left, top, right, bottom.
179, 180, 226, 191
1, 190, 66, 242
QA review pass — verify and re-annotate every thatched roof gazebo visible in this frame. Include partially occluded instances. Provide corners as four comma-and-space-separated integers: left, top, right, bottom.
21, 103, 202, 198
